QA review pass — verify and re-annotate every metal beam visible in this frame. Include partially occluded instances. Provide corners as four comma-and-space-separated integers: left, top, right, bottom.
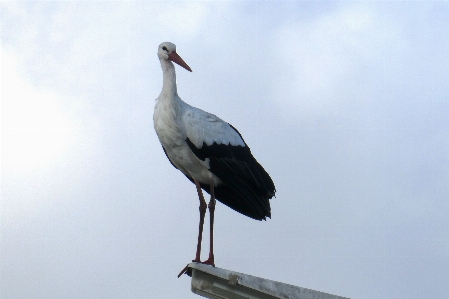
183, 263, 350, 299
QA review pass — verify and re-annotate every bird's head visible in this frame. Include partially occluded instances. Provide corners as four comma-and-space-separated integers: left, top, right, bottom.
158, 42, 192, 72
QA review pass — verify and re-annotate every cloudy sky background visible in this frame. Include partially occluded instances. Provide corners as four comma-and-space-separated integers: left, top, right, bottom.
1, 1, 448, 299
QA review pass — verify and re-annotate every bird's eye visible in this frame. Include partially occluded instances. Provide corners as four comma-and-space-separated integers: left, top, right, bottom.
162, 46, 168, 52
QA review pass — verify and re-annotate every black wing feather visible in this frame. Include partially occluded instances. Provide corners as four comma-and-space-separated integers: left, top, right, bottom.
185, 124, 276, 220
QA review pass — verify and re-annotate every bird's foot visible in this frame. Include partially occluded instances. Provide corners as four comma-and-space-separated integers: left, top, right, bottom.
177, 257, 215, 278
177, 258, 201, 278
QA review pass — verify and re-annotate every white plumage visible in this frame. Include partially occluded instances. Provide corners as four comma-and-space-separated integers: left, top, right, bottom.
154, 96, 244, 185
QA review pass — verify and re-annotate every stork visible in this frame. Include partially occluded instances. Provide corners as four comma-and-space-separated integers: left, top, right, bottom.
153, 42, 276, 276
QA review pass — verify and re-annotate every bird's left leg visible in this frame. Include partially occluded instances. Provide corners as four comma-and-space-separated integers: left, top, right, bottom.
202, 180, 216, 266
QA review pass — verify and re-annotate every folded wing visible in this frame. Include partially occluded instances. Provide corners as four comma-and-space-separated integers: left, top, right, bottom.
183, 108, 275, 220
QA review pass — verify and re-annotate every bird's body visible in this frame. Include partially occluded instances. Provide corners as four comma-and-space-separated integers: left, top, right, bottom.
154, 96, 237, 189
155, 94, 274, 219
153, 42, 275, 272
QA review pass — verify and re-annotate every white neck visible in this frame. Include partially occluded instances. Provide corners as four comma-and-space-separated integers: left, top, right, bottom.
160, 58, 177, 98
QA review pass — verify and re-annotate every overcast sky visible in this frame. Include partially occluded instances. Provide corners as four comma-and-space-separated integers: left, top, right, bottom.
1, 2, 448, 299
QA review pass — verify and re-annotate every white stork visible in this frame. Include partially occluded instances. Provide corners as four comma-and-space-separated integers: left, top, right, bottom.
153, 42, 276, 275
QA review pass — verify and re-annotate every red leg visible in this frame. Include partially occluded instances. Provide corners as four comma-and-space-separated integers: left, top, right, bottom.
178, 180, 207, 278
202, 181, 216, 266
178, 180, 215, 277
193, 179, 207, 263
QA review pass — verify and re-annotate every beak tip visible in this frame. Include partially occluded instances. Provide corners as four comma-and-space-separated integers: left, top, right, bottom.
168, 51, 192, 73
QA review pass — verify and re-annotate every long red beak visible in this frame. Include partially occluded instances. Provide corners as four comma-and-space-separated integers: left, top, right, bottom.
168, 51, 192, 72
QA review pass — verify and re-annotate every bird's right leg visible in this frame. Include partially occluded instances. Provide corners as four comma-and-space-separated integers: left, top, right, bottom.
178, 179, 207, 278
193, 179, 207, 263
201, 180, 215, 266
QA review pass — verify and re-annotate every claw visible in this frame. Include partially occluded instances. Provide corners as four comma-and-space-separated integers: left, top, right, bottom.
177, 264, 190, 278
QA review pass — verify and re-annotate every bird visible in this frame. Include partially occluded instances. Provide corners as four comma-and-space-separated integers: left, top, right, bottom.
153, 42, 276, 275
